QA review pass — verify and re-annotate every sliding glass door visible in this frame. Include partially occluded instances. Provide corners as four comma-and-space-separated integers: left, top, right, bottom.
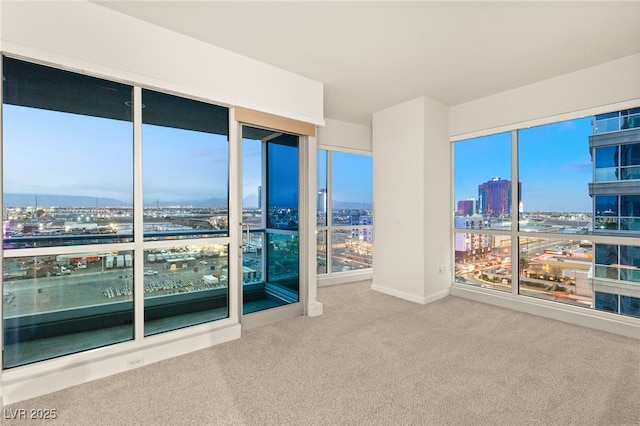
241, 126, 302, 324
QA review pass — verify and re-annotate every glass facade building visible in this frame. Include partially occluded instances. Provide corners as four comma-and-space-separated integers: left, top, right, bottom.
478, 178, 518, 217
589, 108, 640, 316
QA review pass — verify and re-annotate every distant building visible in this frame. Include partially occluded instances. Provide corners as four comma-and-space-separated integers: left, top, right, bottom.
358, 215, 373, 226
478, 177, 520, 217
588, 107, 640, 317
457, 199, 476, 216
454, 215, 491, 262
350, 226, 373, 243
348, 212, 371, 225
317, 188, 327, 213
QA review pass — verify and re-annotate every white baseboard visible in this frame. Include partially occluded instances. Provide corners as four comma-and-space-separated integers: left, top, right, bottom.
307, 300, 324, 317
450, 285, 640, 340
318, 270, 373, 287
371, 283, 449, 305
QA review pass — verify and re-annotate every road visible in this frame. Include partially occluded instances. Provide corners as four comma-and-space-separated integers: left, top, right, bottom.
456, 272, 592, 307
3, 257, 229, 317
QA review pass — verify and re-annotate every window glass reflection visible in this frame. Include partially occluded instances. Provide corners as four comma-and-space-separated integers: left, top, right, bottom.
620, 296, 640, 318
594, 146, 618, 182
3, 251, 134, 368
331, 228, 373, 273
242, 137, 263, 229
618, 245, 640, 283
454, 133, 512, 229
595, 146, 617, 168
331, 152, 373, 226
519, 238, 593, 308
620, 196, 640, 217
317, 150, 373, 275
266, 233, 299, 294
241, 127, 300, 314
2, 57, 133, 249
454, 233, 511, 293
142, 89, 229, 241
595, 196, 619, 231
518, 119, 592, 233
317, 230, 327, 274
143, 244, 228, 336
595, 291, 618, 313
619, 143, 640, 167
267, 135, 298, 230
242, 231, 263, 284
317, 150, 327, 227
595, 196, 618, 215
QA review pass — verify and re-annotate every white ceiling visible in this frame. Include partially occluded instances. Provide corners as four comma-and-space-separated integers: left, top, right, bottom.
95, 1, 640, 125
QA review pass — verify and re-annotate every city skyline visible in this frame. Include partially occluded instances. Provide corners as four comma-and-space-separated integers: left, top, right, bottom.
317, 150, 373, 210
3, 105, 373, 210
455, 117, 593, 213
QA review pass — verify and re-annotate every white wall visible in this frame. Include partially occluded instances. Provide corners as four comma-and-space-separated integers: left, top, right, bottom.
1, 1, 324, 125
422, 97, 451, 302
372, 96, 450, 303
317, 118, 372, 153
450, 54, 640, 138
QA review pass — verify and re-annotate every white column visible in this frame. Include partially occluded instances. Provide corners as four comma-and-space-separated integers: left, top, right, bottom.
422, 96, 452, 303
305, 135, 323, 317
372, 96, 450, 304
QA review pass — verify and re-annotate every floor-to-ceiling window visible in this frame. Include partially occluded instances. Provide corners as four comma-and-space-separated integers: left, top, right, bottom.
317, 150, 373, 277
141, 89, 230, 335
241, 126, 300, 315
2, 56, 230, 368
453, 108, 640, 318
453, 132, 512, 292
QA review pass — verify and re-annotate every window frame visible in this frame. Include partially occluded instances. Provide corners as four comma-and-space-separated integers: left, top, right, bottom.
1, 55, 236, 368
316, 147, 373, 283
451, 110, 640, 320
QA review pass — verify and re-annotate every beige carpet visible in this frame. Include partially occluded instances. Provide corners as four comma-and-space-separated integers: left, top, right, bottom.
3, 280, 640, 425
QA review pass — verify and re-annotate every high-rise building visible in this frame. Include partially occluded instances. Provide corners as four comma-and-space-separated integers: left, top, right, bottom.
589, 108, 640, 316
478, 178, 521, 217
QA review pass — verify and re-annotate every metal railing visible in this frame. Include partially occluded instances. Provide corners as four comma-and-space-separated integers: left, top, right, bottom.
593, 113, 640, 134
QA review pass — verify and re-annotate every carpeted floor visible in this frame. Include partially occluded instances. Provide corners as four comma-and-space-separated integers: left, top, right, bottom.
3, 280, 640, 425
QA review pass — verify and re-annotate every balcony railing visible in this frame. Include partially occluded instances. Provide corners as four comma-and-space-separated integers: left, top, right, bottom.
3, 229, 229, 249
593, 113, 640, 134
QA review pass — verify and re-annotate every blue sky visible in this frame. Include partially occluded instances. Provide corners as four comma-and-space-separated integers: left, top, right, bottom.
3, 105, 134, 202
330, 152, 373, 207
8, 102, 593, 214
4, 104, 374, 210
318, 150, 374, 208
3, 105, 229, 206
454, 117, 593, 212
242, 138, 262, 207
143, 124, 229, 203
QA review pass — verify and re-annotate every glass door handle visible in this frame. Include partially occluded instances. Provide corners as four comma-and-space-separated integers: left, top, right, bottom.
240, 223, 251, 249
